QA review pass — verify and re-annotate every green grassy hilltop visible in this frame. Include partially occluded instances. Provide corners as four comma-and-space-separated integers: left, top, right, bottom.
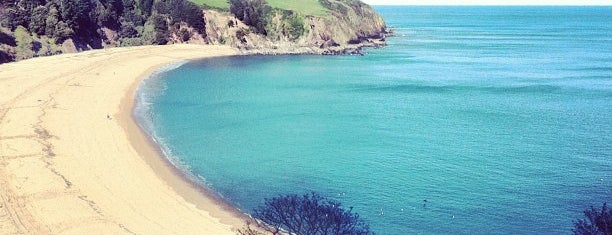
193, 0, 328, 16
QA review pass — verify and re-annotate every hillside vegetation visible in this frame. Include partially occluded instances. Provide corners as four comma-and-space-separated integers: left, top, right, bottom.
0, 0, 208, 63
0, 0, 387, 63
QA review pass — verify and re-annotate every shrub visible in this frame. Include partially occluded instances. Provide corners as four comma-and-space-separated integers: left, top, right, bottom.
119, 20, 139, 38
235, 29, 247, 43
154, 0, 206, 35
53, 21, 74, 43
141, 15, 168, 45
179, 28, 191, 42
151, 16, 168, 45
119, 37, 144, 46
60, 0, 94, 31
45, 8, 59, 37
3, 8, 29, 30
29, 6, 48, 35
241, 192, 373, 235
14, 25, 34, 60
0, 29, 16, 46
0, 45, 16, 64
573, 202, 612, 235
35, 36, 62, 56
284, 13, 305, 41
229, 0, 271, 34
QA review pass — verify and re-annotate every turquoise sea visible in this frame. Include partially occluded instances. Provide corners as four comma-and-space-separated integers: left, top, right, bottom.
136, 7, 612, 234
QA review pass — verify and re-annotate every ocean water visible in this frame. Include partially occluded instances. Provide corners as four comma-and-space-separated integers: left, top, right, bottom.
136, 7, 612, 234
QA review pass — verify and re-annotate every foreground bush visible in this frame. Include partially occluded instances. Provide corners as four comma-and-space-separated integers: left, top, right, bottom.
573, 202, 612, 235
239, 192, 372, 235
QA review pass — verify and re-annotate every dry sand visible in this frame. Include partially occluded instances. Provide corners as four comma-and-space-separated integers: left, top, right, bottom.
0, 44, 247, 234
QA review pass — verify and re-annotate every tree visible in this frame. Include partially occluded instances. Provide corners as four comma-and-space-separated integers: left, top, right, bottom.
241, 192, 373, 235
142, 14, 167, 45
29, 6, 48, 35
139, 0, 154, 18
573, 202, 612, 235
173, 0, 206, 35
118, 20, 138, 38
150, 14, 168, 44
60, 0, 94, 32
45, 7, 59, 37
17, 0, 44, 13
4, 8, 29, 30
121, 0, 145, 25
229, 0, 271, 34
98, 0, 124, 29
53, 21, 75, 43
283, 12, 305, 41
14, 25, 33, 60
153, 0, 206, 35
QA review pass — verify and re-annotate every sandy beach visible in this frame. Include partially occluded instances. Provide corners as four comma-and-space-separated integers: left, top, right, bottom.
0, 44, 244, 234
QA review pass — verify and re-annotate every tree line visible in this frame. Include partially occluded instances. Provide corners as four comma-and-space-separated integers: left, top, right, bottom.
0, 0, 206, 62
0, 0, 319, 63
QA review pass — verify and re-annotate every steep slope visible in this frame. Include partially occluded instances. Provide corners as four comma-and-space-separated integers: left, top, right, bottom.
205, 0, 388, 54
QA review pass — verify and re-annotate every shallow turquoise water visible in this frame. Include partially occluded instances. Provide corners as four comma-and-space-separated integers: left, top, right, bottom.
136, 7, 612, 234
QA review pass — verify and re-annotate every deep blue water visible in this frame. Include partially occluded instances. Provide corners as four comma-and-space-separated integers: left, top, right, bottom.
136, 7, 612, 234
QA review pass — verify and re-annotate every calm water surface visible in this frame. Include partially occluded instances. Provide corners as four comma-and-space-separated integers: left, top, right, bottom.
136, 7, 612, 234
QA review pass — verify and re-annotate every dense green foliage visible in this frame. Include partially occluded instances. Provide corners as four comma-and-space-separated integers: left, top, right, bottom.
574, 202, 612, 235
14, 26, 34, 60
282, 12, 305, 41
0, 0, 206, 61
241, 192, 373, 235
263, 10, 306, 42
229, 0, 310, 40
229, 0, 271, 34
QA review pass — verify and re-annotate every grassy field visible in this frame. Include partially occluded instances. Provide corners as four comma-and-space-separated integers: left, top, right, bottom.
267, 0, 328, 16
192, 0, 329, 16
191, 0, 229, 9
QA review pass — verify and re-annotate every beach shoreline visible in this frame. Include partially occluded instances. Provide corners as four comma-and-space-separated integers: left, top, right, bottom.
118, 56, 252, 226
0, 44, 246, 234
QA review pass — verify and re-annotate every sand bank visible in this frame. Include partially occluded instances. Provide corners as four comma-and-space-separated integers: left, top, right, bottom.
0, 44, 244, 234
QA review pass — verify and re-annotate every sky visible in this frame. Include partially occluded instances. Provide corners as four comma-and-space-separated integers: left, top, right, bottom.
361, 0, 612, 5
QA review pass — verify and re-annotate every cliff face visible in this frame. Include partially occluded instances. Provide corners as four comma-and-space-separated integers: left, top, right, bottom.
204, 0, 387, 55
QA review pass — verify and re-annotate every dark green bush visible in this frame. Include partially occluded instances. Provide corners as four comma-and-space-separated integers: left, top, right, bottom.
154, 0, 206, 35
284, 13, 304, 41
229, 0, 271, 34
573, 202, 612, 235
242, 192, 373, 235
